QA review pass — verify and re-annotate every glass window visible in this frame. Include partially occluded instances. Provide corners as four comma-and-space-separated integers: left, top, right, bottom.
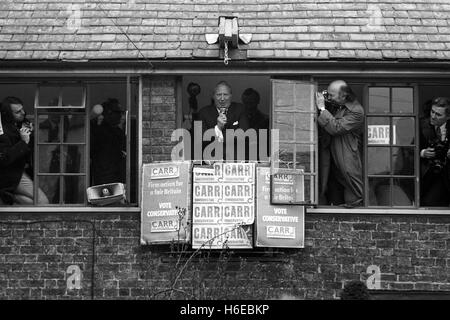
0, 78, 138, 207
271, 80, 317, 205
369, 87, 389, 114
366, 87, 417, 207
392, 87, 414, 114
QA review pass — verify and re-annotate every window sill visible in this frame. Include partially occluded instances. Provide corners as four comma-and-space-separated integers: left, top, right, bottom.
307, 207, 450, 215
0, 206, 141, 214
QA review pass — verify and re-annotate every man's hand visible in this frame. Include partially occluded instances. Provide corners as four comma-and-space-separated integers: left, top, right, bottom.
422, 148, 436, 159
19, 127, 31, 144
316, 92, 326, 112
217, 112, 227, 131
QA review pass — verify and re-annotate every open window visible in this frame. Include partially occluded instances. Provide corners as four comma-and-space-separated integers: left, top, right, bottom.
270, 79, 318, 205
0, 77, 139, 207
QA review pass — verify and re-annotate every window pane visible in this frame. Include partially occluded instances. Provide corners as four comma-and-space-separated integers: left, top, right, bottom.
393, 147, 414, 175
273, 81, 314, 112
38, 86, 59, 106
393, 117, 415, 145
295, 144, 315, 173
392, 88, 413, 114
61, 86, 83, 107
294, 82, 315, 112
39, 176, 60, 204
273, 82, 295, 110
64, 115, 85, 143
367, 117, 390, 145
62, 145, 84, 173
369, 177, 390, 206
38, 115, 61, 143
277, 143, 294, 169
295, 113, 315, 142
39, 145, 60, 173
368, 147, 390, 175
393, 178, 414, 206
369, 87, 390, 114
274, 112, 294, 141
63, 176, 85, 204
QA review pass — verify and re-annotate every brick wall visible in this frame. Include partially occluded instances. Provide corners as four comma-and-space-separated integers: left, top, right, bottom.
1, 76, 450, 300
142, 76, 178, 163
1, 213, 450, 300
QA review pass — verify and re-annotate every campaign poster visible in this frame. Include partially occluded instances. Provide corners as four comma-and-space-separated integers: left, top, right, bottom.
270, 169, 305, 204
192, 162, 255, 249
368, 125, 397, 145
256, 167, 305, 248
192, 224, 253, 249
141, 161, 191, 244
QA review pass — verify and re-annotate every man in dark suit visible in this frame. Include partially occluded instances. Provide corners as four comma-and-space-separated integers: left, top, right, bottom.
0, 96, 48, 205
196, 81, 249, 161
90, 98, 126, 185
241, 88, 270, 162
419, 97, 450, 206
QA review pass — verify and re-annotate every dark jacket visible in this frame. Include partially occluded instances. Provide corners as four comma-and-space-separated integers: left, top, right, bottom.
248, 109, 269, 131
0, 121, 31, 204
196, 102, 250, 160
247, 109, 270, 161
419, 117, 450, 178
90, 120, 126, 185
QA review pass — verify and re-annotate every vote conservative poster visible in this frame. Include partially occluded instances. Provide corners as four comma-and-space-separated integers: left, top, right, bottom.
141, 161, 191, 244
192, 162, 255, 249
256, 167, 305, 248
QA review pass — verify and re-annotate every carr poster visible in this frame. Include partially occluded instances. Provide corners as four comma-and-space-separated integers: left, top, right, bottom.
256, 167, 305, 248
192, 162, 255, 249
141, 161, 191, 244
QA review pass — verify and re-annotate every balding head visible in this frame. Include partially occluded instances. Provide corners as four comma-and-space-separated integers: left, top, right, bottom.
328, 80, 347, 93
213, 81, 232, 112
327, 80, 355, 104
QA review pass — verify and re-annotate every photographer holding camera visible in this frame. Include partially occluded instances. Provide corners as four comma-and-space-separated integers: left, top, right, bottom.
420, 97, 450, 207
316, 80, 364, 208
0, 96, 48, 205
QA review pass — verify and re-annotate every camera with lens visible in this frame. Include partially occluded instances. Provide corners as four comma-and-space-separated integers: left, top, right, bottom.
429, 139, 449, 173
21, 118, 33, 132
321, 90, 341, 114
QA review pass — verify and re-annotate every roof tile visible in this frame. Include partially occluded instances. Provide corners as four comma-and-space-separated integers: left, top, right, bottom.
0, 0, 449, 62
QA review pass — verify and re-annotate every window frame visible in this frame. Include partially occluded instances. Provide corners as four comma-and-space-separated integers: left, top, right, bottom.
0, 75, 142, 210
270, 79, 319, 206
311, 77, 450, 212
5, 71, 450, 214
363, 83, 420, 208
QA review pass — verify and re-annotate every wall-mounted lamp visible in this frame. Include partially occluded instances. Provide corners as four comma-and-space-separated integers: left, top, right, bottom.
205, 16, 252, 65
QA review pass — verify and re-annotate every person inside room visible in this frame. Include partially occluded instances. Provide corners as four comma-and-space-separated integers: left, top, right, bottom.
419, 97, 450, 207
241, 88, 270, 162
196, 81, 249, 161
316, 80, 365, 208
0, 96, 49, 205
90, 98, 126, 186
